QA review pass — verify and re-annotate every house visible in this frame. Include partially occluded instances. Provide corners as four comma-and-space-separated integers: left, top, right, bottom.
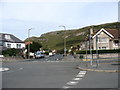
0, 33, 25, 54
92, 28, 120, 50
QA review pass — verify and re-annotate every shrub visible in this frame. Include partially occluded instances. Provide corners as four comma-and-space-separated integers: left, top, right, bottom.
76, 49, 120, 54
2, 48, 22, 56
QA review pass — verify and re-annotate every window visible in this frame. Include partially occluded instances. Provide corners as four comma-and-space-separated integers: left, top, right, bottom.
16, 44, 21, 48
102, 47, 106, 49
114, 40, 119, 44
0, 41, 3, 46
99, 47, 101, 50
5, 35, 11, 40
7, 44, 11, 48
98, 37, 108, 43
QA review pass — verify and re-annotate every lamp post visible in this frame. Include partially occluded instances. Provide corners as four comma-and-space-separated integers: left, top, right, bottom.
90, 28, 93, 66
59, 25, 66, 56
85, 36, 88, 67
28, 28, 33, 59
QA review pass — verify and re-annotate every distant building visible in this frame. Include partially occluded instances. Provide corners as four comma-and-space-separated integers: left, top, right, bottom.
92, 28, 120, 50
0, 33, 25, 54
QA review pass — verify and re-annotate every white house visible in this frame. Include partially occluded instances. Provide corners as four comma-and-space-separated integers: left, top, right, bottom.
92, 28, 120, 50
0, 33, 25, 53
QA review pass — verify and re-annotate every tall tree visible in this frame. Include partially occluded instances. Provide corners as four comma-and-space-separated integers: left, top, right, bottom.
26, 41, 42, 53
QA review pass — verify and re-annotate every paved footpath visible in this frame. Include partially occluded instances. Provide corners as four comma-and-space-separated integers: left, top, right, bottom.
63, 55, 119, 73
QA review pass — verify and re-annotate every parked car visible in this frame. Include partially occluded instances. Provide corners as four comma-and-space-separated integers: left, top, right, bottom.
49, 52, 54, 56
34, 51, 45, 59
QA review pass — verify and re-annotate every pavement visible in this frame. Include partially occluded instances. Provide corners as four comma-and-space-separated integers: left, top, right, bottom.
63, 55, 120, 73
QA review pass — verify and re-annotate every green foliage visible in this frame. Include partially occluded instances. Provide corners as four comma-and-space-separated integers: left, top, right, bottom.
76, 49, 120, 54
26, 41, 42, 53
44, 52, 49, 55
2, 48, 22, 56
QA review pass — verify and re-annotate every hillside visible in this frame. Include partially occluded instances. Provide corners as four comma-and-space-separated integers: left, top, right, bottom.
25, 22, 120, 51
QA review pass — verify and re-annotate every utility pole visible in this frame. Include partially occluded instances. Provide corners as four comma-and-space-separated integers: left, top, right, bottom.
96, 35, 99, 67
28, 28, 33, 59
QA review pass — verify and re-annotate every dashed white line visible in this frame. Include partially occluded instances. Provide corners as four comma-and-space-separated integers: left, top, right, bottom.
62, 70, 87, 89
78, 72, 86, 75
62, 86, 73, 89
80, 71, 86, 73
72, 78, 82, 81
76, 74, 84, 78
66, 81, 79, 85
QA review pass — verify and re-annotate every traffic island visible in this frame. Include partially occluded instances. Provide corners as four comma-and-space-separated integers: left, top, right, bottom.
77, 66, 120, 73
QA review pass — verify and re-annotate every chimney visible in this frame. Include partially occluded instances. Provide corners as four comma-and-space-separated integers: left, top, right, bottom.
90, 28, 93, 35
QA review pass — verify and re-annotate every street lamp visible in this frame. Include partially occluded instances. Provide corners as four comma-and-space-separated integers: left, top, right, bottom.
59, 25, 67, 56
90, 28, 93, 66
28, 28, 33, 59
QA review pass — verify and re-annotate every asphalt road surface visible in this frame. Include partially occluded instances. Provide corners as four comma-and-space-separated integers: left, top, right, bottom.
2, 55, 119, 88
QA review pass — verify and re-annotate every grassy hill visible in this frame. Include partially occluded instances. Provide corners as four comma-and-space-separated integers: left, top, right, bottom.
25, 22, 120, 52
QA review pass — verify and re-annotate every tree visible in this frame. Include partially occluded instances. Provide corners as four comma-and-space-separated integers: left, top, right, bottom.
26, 41, 42, 53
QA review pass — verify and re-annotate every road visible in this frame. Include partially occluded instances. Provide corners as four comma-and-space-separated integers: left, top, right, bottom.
2, 55, 119, 88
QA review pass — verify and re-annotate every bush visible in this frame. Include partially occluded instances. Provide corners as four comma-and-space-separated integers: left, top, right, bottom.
76, 49, 120, 54
2, 48, 22, 56
44, 52, 49, 55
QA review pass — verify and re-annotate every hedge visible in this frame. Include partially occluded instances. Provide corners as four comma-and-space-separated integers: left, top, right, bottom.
76, 49, 120, 54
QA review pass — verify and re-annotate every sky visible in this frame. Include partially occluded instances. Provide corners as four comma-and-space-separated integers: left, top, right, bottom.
0, 0, 119, 40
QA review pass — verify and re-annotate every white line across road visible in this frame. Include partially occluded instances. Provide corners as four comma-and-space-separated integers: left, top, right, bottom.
62, 70, 87, 89
72, 77, 82, 81
0, 68, 9, 72
76, 74, 85, 78
66, 81, 79, 85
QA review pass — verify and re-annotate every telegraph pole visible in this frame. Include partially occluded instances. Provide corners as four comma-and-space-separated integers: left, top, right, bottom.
28, 28, 33, 59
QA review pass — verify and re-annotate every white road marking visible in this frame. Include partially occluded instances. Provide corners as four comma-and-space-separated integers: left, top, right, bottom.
66, 81, 78, 85
0, 68, 9, 72
19, 68, 23, 70
78, 72, 86, 75
62, 71, 87, 89
72, 78, 82, 81
76, 74, 84, 78
78, 71, 86, 75
62, 86, 71, 89
80, 71, 86, 73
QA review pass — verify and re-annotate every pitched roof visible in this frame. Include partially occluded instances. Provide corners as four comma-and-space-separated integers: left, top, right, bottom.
92, 28, 120, 39
0, 33, 24, 43
105, 29, 120, 39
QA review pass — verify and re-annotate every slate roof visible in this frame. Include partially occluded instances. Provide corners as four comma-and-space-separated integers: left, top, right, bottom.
93, 28, 120, 39
0, 33, 24, 43
105, 29, 120, 39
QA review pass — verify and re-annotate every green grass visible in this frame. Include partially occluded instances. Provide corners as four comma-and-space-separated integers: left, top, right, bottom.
25, 22, 120, 51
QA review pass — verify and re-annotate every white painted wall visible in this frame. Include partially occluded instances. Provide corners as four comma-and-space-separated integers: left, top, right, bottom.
4, 42, 25, 49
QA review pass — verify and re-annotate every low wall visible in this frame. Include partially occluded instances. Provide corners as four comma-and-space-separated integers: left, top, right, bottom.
0, 56, 24, 62
77, 53, 119, 59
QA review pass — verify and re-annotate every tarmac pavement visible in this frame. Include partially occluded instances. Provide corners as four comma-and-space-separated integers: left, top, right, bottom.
63, 55, 120, 73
